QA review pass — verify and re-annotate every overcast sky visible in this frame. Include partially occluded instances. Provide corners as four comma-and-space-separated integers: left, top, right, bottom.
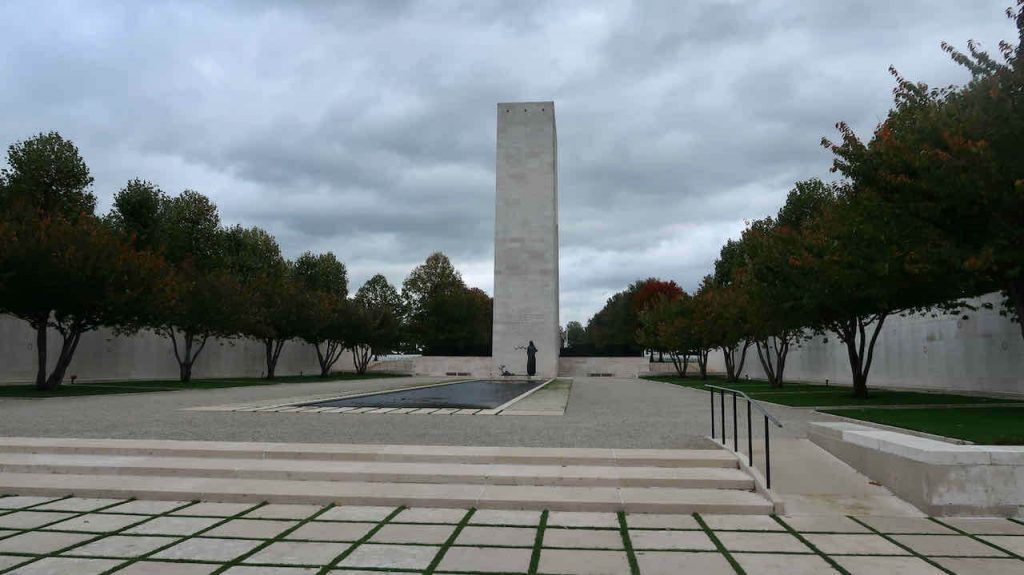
0, 1, 1016, 324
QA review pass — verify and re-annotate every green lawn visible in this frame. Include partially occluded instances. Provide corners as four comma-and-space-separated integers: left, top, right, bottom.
822, 406, 1024, 445
641, 374, 1016, 407
0, 372, 407, 398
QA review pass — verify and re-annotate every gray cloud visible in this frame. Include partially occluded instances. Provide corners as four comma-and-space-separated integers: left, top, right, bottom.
0, 0, 1015, 324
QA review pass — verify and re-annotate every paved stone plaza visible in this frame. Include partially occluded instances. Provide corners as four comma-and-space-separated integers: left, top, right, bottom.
0, 377, 828, 447
1, 496, 1023, 574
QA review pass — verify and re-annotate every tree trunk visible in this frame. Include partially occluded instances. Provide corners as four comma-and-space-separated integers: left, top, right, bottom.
696, 348, 710, 379
352, 344, 372, 374
669, 352, 689, 377
721, 341, 750, 382
1009, 279, 1024, 341
264, 338, 285, 380
755, 334, 790, 388
33, 316, 49, 390
735, 340, 750, 379
835, 314, 887, 399
168, 329, 207, 383
46, 327, 83, 388
722, 347, 736, 381
314, 340, 344, 377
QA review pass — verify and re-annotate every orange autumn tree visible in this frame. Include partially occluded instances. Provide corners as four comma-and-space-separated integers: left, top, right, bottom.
825, 1, 1024, 340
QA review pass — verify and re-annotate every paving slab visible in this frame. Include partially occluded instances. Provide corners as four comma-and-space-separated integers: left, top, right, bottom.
0, 496, 61, 509
152, 537, 263, 562
4, 556, 123, 575
65, 534, 179, 557
978, 535, 1024, 555
537, 548, 632, 575
635, 551, 735, 575
315, 506, 394, 522
243, 541, 349, 565
455, 525, 536, 547
543, 527, 624, 549
932, 557, 1024, 574
805, 533, 911, 555
32, 497, 124, 512
780, 514, 871, 533
0, 556, 29, 570
833, 555, 947, 575
124, 515, 222, 536
545, 511, 619, 528
625, 513, 700, 530
943, 518, 1024, 535
105, 500, 191, 515
370, 523, 456, 544
0, 530, 93, 554
172, 502, 257, 517
857, 516, 956, 534
893, 534, 1008, 557
44, 512, 144, 532
285, 521, 375, 542
733, 552, 840, 574
337, 543, 439, 569
700, 513, 784, 531
221, 567, 317, 575
436, 545, 533, 572
469, 509, 541, 526
392, 507, 467, 524
0, 511, 75, 529
113, 561, 219, 574
629, 529, 715, 550
244, 504, 322, 520
715, 531, 812, 553
205, 518, 297, 539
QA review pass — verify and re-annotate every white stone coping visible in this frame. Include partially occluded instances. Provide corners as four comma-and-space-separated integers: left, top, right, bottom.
809, 422, 1024, 466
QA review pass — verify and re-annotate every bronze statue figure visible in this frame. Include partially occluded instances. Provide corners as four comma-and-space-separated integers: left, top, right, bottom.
525, 340, 537, 376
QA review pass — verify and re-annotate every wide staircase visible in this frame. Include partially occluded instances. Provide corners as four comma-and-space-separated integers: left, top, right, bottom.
0, 437, 774, 514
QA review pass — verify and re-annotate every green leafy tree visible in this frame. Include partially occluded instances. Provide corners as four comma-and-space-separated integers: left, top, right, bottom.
402, 252, 491, 355
107, 179, 167, 251
0, 133, 171, 389
353, 273, 405, 361
221, 225, 295, 379
638, 292, 697, 377
0, 215, 173, 389
0, 132, 95, 219
293, 251, 349, 376
564, 320, 586, 349
825, 2, 1024, 339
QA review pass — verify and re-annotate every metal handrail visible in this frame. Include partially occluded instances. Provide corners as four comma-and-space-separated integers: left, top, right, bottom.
704, 383, 782, 490
704, 385, 783, 427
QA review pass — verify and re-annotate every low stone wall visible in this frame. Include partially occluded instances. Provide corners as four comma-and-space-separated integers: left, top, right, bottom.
641, 361, 727, 377
809, 422, 1024, 516
557, 357, 649, 378
411, 356, 497, 377
0, 314, 327, 383
738, 292, 1024, 396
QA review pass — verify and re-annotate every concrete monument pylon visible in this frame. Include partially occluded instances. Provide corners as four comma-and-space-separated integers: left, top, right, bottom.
492, 102, 560, 378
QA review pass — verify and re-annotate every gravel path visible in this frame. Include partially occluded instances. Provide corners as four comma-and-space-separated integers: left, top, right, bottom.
0, 376, 834, 448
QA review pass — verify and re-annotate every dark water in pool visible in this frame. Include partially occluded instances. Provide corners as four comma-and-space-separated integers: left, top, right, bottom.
302, 379, 543, 409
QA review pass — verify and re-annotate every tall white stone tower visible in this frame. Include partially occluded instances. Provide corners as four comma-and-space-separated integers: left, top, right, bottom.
492, 102, 560, 378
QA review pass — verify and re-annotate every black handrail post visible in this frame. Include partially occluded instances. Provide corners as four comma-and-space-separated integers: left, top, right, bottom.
732, 392, 738, 452
719, 390, 726, 443
764, 415, 771, 490
710, 389, 715, 439
746, 400, 752, 465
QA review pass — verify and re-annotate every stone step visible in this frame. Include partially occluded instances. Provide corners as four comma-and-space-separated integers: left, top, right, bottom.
0, 472, 774, 514
0, 453, 754, 489
0, 437, 738, 468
